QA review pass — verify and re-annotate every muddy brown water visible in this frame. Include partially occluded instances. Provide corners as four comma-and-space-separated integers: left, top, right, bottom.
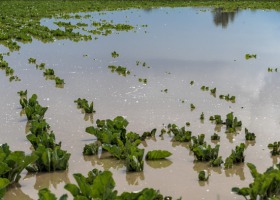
1, 7, 280, 199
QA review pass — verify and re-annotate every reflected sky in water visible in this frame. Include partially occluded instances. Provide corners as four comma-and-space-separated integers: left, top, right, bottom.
1, 7, 280, 200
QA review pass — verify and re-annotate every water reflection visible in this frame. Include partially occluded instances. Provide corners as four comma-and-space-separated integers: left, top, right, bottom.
83, 153, 125, 170
84, 113, 94, 124
212, 8, 239, 28
224, 163, 245, 180
126, 171, 145, 185
146, 159, 173, 169
5, 185, 32, 200
24, 171, 70, 190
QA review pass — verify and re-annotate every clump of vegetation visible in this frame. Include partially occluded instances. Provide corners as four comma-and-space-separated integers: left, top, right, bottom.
111, 51, 119, 58
198, 170, 209, 181
225, 112, 242, 133
28, 57, 36, 63
211, 133, 220, 141
0, 143, 37, 184
224, 143, 245, 168
38, 168, 176, 200
168, 124, 192, 142
138, 78, 147, 84
192, 144, 220, 162
190, 103, 195, 110
209, 115, 223, 124
141, 128, 156, 140
161, 89, 168, 93
43, 68, 55, 76
55, 77, 65, 85
245, 128, 256, 141
36, 63, 46, 70
19, 93, 71, 172
210, 156, 224, 167
9, 75, 21, 82
200, 112, 204, 120
108, 65, 130, 76
232, 163, 280, 199
210, 87, 216, 95
74, 98, 95, 113
201, 86, 209, 91
268, 141, 280, 155
219, 94, 236, 103
245, 54, 256, 59
190, 80, 194, 85
17, 90, 27, 97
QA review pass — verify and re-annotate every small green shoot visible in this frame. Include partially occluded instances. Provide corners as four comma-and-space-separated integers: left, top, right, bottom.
111, 51, 119, 58
198, 170, 209, 181
245, 54, 256, 60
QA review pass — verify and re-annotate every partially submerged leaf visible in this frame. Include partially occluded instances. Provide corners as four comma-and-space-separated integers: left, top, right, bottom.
145, 150, 172, 160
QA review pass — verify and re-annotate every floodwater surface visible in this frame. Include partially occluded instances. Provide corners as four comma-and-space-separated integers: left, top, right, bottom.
1, 7, 280, 200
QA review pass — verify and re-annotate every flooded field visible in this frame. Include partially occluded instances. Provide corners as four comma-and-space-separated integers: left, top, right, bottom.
1, 7, 280, 199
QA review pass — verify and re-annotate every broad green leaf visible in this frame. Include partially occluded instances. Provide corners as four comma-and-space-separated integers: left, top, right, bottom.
145, 150, 172, 160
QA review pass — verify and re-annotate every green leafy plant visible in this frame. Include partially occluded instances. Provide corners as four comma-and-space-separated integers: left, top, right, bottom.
17, 90, 27, 97
145, 150, 172, 160
245, 128, 256, 141
141, 128, 156, 140
36, 63, 46, 70
111, 51, 119, 58
169, 125, 192, 142
224, 143, 245, 168
55, 77, 65, 85
26, 145, 70, 172
209, 156, 223, 167
83, 141, 101, 155
190, 103, 195, 110
200, 112, 204, 120
28, 57, 36, 63
210, 87, 216, 95
0, 178, 10, 199
232, 163, 280, 199
268, 141, 280, 156
198, 170, 209, 181
209, 115, 223, 124
38, 188, 67, 200
0, 143, 37, 184
125, 145, 144, 172
190, 80, 194, 85
211, 133, 220, 140
245, 54, 256, 59
192, 144, 220, 161
225, 112, 242, 133
43, 68, 55, 76
64, 169, 118, 199
74, 98, 95, 113
108, 65, 130, 76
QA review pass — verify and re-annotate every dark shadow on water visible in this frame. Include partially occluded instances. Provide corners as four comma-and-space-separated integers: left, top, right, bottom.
212, 8, 239, 28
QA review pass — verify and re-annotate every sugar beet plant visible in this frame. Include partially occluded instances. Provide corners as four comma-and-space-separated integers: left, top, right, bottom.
232, 163, 280, 199
19, 93, 71, 172
74, 98, 95, 113
37, 168, 179, 200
